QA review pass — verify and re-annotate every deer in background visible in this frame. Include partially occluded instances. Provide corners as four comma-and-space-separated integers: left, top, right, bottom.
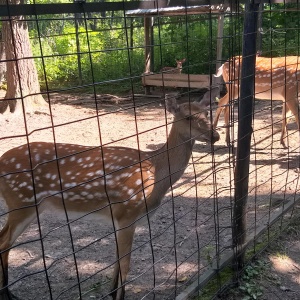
161, 58, 186, 74
0, 96, 219, 300
212, 56, 300, 147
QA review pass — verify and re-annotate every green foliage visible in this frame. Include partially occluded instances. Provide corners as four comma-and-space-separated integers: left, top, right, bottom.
261, 3, 300, 56
31, 21, 144, 90
194, 267, 234, 300
152, 16, 219, 74
28, 5, 300, 92
238, 261, 267, 300
203, 245, 215, 266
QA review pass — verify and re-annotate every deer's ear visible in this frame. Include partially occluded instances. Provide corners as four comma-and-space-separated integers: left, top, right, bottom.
165, 94, 180, 115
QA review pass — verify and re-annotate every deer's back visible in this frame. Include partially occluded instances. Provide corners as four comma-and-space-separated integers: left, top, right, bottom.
222, 56, 300, 100
0, 142, 157, 219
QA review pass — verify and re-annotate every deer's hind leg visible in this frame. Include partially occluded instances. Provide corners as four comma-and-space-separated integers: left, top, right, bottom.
282, 96, 300, 147
0, 205, 38, 299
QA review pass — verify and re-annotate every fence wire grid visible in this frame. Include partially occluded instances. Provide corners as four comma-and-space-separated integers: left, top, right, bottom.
0, 1, 300, 300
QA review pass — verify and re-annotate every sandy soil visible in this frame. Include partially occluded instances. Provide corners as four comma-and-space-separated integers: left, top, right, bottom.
0, 91, 300, 300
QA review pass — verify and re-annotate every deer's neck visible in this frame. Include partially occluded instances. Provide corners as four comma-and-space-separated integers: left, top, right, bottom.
148, 126, 195, 186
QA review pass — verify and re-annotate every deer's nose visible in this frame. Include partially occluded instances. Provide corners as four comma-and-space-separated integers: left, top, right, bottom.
212, 130, 220, 143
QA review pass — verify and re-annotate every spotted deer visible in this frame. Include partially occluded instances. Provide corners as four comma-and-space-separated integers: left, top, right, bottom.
161, 58, 186, 74
213, 56, 300, 147
0, 97, 219, 300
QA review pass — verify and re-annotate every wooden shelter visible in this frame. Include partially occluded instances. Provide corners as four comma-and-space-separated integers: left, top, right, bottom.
127, 3, 230, 93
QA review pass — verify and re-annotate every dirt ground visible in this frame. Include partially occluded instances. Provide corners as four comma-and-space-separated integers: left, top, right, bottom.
0, 91, 300, 300
220, 212, 300, 300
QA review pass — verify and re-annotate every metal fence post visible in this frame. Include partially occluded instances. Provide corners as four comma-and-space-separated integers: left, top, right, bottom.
233, 0, 259, 268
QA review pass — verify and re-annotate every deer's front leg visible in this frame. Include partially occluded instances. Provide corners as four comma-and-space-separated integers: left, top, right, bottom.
213, 93, 229, 129
111, 223, 136, 300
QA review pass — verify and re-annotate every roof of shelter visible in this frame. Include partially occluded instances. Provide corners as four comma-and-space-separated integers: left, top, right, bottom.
126, 4, 230, 16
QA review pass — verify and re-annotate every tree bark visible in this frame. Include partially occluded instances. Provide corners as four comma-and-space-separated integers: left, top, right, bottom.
0, 0, 46, 114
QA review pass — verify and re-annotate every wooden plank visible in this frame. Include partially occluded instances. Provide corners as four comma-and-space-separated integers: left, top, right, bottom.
143, 73, 209, 81
142, 73, 210, 89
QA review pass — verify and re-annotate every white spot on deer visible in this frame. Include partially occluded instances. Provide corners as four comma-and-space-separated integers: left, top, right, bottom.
66, 171, 72, 176
10, 157, 16, 163
85, 157, 91, 161
121, 173, 131, 178
105, 162, 112, 169
51, 174, 57, 180
94, 192, 103, 198
87, 194, 94, 200
131, 194, 138, 201
9, 180, 15, 185
106, 180, 115, 186
15, 163, 21, 169
60, 159, 66, 165
127, 189, 134, 195
78, 158, 83, 163
81, 191, 88, 197
64, 182, 77, 189
45, 173, 51, 179
70, 156, 76, 162
68, 195, 81, 201
18, 182, 27, 188
85, 184, 92, 190
135, 179, 142, 185
96, 170, 104, 176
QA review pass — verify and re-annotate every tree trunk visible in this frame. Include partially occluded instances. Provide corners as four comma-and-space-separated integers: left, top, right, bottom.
0, 30, 6, 85
0, 1, 46, 114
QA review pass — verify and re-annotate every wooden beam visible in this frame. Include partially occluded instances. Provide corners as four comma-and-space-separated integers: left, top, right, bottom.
142, 74, 210, 89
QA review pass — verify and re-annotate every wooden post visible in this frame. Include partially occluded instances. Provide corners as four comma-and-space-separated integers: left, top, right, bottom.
144, 16, 151, 94
257, 2, 264, 55
75, 13, 82, 86
216, 13, 224, 72
213, 12, 225, 97
233, 0, 259, 269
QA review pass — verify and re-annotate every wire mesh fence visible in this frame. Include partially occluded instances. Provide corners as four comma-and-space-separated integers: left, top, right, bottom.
0, 1, 300, 300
